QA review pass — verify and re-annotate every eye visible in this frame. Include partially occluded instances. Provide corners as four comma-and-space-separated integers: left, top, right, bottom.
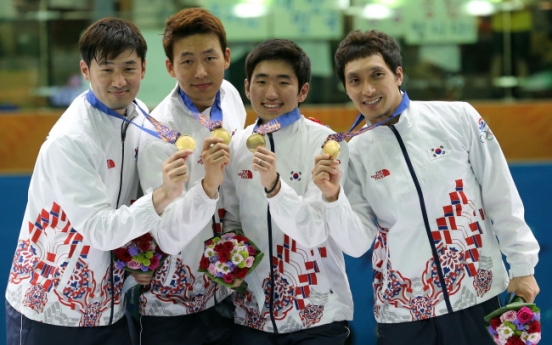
374, 72, 384, 78
206, 56, 216, 61
182, 59, 192, 65
348, 78, 359, 85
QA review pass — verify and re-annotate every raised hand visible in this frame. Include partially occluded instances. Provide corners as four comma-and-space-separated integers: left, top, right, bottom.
252, 146, 279, 195
312, 153, 341, 202
201, 137, 230, 198
153, 149, 192, 214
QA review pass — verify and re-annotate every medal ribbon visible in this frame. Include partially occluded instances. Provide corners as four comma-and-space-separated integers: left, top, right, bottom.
86, 89, 182, 144
322, 91, 410, 147
178, 88, 223, 131
253, 108, 301, 135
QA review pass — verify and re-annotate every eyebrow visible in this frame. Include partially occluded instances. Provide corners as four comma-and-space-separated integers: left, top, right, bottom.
100, 60, 138, 66
179, 48, 219, 58
254, 73, 292, 79
346, 66, 385, 79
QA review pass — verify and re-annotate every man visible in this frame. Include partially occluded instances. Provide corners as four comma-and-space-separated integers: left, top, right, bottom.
313, 29, 540, 345
5, 17, 220, 345
221, 39, 352, 345
132, 8, 246, 345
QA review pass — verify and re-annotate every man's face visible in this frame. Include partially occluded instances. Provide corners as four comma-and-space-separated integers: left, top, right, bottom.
344, 54, 403, 125
80, 49, 145, 115
166, 33, 230, 112
245, 59, 309, 123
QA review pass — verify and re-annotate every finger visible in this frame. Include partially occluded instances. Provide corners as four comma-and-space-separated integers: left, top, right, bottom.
170, 149, 193, 162
203, 137, 223, 151
314, 153, 332, 164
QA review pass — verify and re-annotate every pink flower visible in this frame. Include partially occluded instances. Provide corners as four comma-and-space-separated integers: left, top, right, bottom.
500, 310, 517, 323
517, 307, 534, 324
245, 256, 254, 268
247, 245, 257, 256
208, 263, 217, 276
127, 260, 141, 270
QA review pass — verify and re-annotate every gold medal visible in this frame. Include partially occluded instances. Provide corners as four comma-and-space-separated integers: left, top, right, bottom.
175, 135, 196, 151
323, 139, 340, 159
246, 133, 266, 153
211, 127, 231, 145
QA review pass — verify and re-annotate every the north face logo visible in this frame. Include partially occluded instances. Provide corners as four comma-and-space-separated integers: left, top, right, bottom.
238, 170, 253, 179
371, 169, 390, 180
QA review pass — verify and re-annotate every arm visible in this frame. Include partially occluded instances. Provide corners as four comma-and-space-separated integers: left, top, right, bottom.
461, 103, 539, 298
321, 145, 377, 257
45, 136, 161, 251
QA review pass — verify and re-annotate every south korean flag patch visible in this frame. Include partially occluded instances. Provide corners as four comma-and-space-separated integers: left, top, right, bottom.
428, 144, 447, 160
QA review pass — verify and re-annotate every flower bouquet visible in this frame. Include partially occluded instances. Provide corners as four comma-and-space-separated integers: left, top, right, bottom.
198, 230, 264, 293
112, 232, 168, 274
484, 293, 541, 345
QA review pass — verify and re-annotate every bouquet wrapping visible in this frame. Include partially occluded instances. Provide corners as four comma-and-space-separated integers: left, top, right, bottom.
198, 230, 264, 292
484, 293, 541, 345
112, 232, 168, 274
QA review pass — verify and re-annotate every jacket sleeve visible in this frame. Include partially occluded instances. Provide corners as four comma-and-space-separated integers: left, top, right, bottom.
322, 143, 377, 257
44, 135, 161, 251
137, 128, 218, 255
153, 181, 219, 255
461, 103, 539, 277
267, 141, 350, 248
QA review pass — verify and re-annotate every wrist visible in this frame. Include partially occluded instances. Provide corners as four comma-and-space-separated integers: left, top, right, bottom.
264, 172, 280, 194
152, 188, 171, 215
323, 186, 340, 202
202, 178, 218, 199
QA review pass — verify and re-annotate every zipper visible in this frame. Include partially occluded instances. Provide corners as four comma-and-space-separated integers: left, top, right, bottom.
266, 132, 278, 333
109, 116, 133, 325
389, 125, 453, 314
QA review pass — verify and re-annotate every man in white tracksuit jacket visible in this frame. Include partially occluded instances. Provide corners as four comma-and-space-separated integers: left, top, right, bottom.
221, 39, 353, 345
5, 18, 219, 345
313, 29, 540, 345
131, 8, 247, 345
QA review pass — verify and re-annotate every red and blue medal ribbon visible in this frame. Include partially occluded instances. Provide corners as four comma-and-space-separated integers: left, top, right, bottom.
178, 88, 223, 131
253, 107, 301, 135
322, 91, 411, 147
86, 89, 181, 144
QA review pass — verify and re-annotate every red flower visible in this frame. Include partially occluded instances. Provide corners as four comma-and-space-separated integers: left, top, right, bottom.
214, 243, 224, 253
139, 241, 150, 252
218, 250, 230, 262
205, 239, 213, 246
155, 246, 167, 257
199, 256, 210, 270
114, 248, 132, 263
234, 267, 248, 279
223, 273, 235, 284
234, 236, 248, 243
506, 336, 525, 345
528, 321, 541, 333
140, 233, 153, 242
247, 245, 257, 256
490, 317, 502, 330
223, 241, 234, 252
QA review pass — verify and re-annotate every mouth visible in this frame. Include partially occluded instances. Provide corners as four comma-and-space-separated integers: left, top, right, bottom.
193, 83, 212, 90
262, 103, 282, 112
109, 89, 129, 97
363, 97, 382, 106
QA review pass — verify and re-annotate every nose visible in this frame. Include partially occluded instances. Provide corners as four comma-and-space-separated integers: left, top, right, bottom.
362, 80, 376, 96
265, 82, 278, 99
112, 70, 127, 88
195, 62, 207, 79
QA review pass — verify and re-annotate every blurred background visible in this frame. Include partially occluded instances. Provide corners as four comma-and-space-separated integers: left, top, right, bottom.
0, 0, 551, 344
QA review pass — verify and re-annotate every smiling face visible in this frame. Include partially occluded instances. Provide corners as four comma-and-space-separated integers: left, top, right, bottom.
166, 33, 230, 112
245, 59, 309, 124
80, 49, 145, 115
344, 54, 403, 125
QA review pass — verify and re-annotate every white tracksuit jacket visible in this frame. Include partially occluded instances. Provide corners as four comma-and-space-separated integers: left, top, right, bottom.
137, 81, 246, 316
322, 100, 539, 323
5, 90, 218, 326
221, 115, 354, 333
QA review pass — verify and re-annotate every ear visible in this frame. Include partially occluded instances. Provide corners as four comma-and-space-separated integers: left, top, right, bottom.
166, 58, 176, 78
297, 82, 310, 103
141, 59, 146, 80
224, 48, 231, 70
80, 60, 90, 81
395, 66, 403, 87
244, 78, 251, 100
